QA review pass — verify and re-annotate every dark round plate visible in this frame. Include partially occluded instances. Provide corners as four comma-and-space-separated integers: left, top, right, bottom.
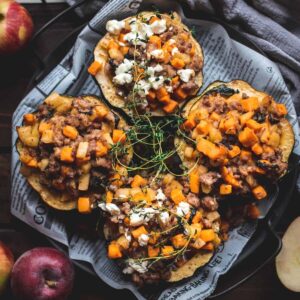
21, 2, 299, 299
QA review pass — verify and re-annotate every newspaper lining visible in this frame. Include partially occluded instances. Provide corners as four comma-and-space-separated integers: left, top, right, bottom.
11, 0, 300, 299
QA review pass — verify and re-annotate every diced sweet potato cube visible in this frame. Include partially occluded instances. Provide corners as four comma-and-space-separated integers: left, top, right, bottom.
148, 246, 160, 257
88, 61, 102, 76
174, 86, 188, 100
192, 211, 202, 224
196, 120, 210, 135
120, 46, 129, 55
78, 197, 91, 214
161, 245, 174, 256
183, 118, 196, 131
171, 234, 188, 249
149, 35, 161, 48
189, 172, 200, 194
246, 119, 262, 131
199, 229, 215, 242
228, 145, 241, 158
108, 242, 122, 259
38, 121, 52, 134
209, 127, 222, 143
240, 150, 252, 161
276, 103, 287, 116
171, 188, 186, 204
239, 111, 254, 126
60, 146, 74, 162
107, 40, 119, 50
241, 97, 259, 111
196, 138, 224, 160
96, 141, 108, 157
94, 105, 108, 120
106, 191, 113, 203
23, 113, 36, 125
63, 126, 78, 140
132, 226, 148, 239
162, 100, 178, 114
251, 143, 263, 155
155, 86, 168, 100
252, 185, 267, 200
219, 184, 232, 195
223, 117, 236, 134
238, 127, 258, 147
131, 175, 148, 188
27, 158, 38, 168
112, 129, 126, 144
170, 58, 185, 69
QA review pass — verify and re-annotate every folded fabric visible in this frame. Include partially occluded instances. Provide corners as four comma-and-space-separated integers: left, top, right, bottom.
187, 0, 300, 114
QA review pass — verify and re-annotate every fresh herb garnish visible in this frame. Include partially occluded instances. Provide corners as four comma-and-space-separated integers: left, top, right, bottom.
206, 84, 239, 97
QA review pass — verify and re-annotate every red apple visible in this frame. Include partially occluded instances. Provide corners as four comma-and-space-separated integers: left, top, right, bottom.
0, 0, 34, 55
11, 247, 74, 300
0, 241, 14, 295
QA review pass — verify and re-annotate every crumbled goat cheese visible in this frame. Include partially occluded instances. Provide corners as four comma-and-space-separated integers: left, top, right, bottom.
150, 19, 167, 34
146, 64, 163, 76
98, 203, 120, 215
113, 73, 133, 85
171, 47, 180, 56
168, 38, 176, 45
150, 49, 164, 60
106, 20, 125, 35
115, 59, 134, 75
158, 211, 170, 226
138, 234, 149, 247
166, 85, 173, 93
176, 202, 190, 217
177, 69, 195, 83
125, 20, 153, 47
134, 79, 151, 97
149, 76, 164, 90
128, 259, 149, 273
155, 188, 167, 201
130, 207, 157, 226
125, 229, 132, 242
122, 266, 134, 274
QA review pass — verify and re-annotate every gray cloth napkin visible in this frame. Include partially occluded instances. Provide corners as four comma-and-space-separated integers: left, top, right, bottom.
187, 0, 300, 115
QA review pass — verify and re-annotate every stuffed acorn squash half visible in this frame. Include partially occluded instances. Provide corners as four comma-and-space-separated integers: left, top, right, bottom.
16, 93, 133, 211
90, 11, 204, 116
175, 80, 294, 201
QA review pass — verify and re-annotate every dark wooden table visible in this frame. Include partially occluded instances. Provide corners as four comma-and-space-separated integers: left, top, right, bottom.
1, 3, 300, 300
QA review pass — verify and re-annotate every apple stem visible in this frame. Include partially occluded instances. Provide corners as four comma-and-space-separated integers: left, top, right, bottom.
45, 280, 57, 288
0, 14, 4, 22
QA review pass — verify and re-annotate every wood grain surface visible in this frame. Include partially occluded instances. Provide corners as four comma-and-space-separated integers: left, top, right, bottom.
1, 3, 299, 300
